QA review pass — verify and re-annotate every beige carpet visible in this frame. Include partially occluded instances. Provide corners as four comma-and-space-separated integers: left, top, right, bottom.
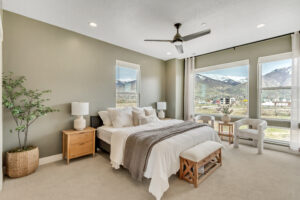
1, 143, 300, 200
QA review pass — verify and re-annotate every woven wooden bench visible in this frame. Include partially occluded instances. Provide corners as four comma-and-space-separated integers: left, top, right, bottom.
179, 141, 222, 188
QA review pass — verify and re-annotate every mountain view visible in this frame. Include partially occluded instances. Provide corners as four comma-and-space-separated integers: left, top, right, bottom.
194, 65, 291, 117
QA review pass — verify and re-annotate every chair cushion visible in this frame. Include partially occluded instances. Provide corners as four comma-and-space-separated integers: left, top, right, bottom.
180, 141, 222, 162
238, 128, 259, 139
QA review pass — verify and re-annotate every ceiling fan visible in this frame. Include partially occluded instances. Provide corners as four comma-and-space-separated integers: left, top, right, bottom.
144, 23, 211, 54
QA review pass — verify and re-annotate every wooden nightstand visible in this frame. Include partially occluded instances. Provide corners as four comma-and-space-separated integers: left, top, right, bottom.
62, 127, 96, 164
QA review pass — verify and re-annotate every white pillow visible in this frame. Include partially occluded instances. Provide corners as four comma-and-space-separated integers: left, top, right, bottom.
132, 110, 145, 126
140, 115, 159, 125
98, 111, 112, 126
132, 106, 144, 112
144, 107, 154, 115
107, 107, 133, 128
144, 107, 159, 120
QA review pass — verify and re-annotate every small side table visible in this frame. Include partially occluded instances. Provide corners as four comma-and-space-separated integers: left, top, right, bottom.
62, 127, 96, 164
218, 122, 234, 144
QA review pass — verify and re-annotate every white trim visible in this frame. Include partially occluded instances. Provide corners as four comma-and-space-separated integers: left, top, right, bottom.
116, 60, 140, 70
194, 59, 250, 118
257, 52, 292, 120
194, 59, 249, 73
39, 154, 62, 166
115, 60, 141, 107
258, 52, 292, 63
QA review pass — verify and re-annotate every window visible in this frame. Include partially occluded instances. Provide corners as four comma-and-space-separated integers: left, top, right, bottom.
194, 60, 249, 117
258, 53, 292, 120
116, 60, 140, 108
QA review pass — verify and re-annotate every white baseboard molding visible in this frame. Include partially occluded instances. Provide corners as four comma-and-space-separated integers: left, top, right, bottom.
39, 154, 62, 166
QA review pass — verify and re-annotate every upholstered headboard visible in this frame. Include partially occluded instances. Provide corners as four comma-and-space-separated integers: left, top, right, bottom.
90, 115, 103, 129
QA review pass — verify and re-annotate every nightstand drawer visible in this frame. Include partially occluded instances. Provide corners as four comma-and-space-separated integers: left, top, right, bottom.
70, 131, 93, 145
69, 141, 93, 158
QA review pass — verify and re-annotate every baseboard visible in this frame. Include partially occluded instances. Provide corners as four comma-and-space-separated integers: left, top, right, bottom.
39, 154, 62, 166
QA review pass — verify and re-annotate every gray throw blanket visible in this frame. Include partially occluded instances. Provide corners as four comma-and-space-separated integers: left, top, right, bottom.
123, 121, 207, 181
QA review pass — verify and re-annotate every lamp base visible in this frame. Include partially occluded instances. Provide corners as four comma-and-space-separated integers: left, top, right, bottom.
74, 116, 86, 130
158, 110, 165, 119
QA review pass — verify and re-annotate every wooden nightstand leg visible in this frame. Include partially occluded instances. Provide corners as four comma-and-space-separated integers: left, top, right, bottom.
62, 134, 65, 159
67, 135, 70, 164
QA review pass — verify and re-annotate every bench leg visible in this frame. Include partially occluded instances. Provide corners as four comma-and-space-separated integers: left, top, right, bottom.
179, 157, 184, 179
217, 149, 222, 166
193, 163, 198, 188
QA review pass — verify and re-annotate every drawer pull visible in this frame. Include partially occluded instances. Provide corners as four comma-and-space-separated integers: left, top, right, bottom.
79, 142, 85, 145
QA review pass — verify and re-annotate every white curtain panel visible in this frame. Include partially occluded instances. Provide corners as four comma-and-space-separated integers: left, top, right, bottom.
184, 57, 195, 121
290, 32, 300, 151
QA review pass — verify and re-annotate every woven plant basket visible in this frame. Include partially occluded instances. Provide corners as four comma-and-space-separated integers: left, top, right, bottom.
6, 147, 39, 178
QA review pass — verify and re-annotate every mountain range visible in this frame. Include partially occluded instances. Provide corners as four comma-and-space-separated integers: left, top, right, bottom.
195, 66, 291, 100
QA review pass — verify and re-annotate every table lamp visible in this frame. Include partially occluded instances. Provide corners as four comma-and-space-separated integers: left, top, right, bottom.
71, 102, 89, 130
157, 102, 167, 119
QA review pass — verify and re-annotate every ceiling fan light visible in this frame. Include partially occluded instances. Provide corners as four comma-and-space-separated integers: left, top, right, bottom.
173, 41, 183, 46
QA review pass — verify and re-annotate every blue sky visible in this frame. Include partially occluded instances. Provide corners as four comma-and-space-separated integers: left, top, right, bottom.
201, 59, 292, 77
116, 66, 137, 81
201, 65, 248, 77
261, 59, 292, 75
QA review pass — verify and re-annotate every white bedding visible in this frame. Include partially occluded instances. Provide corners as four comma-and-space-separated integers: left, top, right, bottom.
108, 119, 220, 200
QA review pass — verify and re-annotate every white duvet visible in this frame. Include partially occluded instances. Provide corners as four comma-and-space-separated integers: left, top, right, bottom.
110, 119, 220, 200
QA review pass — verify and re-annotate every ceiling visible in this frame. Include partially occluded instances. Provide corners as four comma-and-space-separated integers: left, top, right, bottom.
3, 0, 300, 60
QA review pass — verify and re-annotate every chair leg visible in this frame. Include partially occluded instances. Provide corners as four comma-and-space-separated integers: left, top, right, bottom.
257, 138, 263, 154
234, 135, 239, 148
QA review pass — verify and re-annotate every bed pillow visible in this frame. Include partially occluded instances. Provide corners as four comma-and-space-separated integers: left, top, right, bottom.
144, 107, 160, 121
132, 110, 145, 126
139, 115, 159, 125
132, 106, 144, 112
107, 107, 133, 128
144, 107, 155, 116
98, 111, 112, 126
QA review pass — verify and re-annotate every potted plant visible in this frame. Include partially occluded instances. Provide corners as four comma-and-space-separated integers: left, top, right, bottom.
217, 103, 234, 123
2, 72, 58, 178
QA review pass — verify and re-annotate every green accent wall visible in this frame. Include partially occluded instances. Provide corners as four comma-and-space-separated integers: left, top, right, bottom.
165, 59, 184, 119
2, 11, 166, 157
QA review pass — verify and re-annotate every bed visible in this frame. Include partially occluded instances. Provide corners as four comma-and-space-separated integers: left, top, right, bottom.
90, 116, 220, 200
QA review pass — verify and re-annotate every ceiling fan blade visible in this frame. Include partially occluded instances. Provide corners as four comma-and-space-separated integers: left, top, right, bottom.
175, 44, 184, 54
144, 39, 172, 42
181, 29, 211, 41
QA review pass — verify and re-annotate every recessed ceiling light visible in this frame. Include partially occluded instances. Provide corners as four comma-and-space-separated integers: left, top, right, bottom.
201, 23, 207, 27
257, 24, 265, 28
89, 22, 97, 27
166, 52, 172, 55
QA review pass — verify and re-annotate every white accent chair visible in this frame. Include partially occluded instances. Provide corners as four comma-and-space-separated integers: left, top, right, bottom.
193, 115, 215, 128
234, 118, 267, 154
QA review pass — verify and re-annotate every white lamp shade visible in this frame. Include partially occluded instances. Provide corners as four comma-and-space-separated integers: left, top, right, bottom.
157, 102, 167, 110
71, 102, 89, 116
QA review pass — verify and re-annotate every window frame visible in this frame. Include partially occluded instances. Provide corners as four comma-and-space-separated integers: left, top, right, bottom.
194, 59, 250, 118
257, 52, 292, 122
115, 60, 141, 107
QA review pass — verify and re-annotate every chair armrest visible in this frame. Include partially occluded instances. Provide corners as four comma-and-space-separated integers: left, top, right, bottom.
234, 118, 249, 129
193, 115, 200, 122
258, 120, 267, 132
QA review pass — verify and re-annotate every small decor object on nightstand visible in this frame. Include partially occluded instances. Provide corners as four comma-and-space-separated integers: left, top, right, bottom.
62, 127, 96, 164
157, 102, 167, 119
72, 102, 89, 130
